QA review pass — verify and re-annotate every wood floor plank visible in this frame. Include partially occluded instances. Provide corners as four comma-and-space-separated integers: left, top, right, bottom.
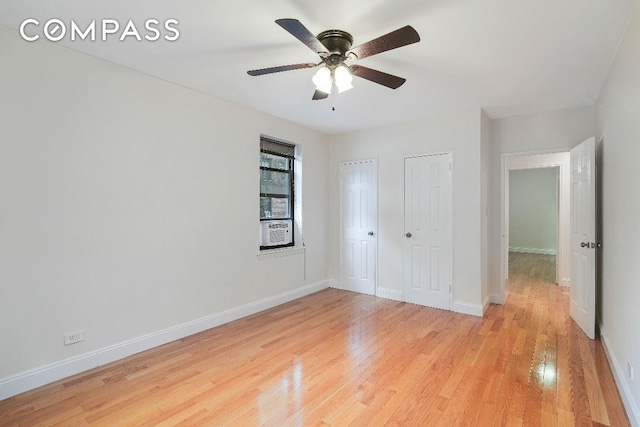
0, 253, 631, 426
579, 339, 611, 425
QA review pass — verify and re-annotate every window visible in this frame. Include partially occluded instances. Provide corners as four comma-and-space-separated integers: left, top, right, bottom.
260, 136, 295, 249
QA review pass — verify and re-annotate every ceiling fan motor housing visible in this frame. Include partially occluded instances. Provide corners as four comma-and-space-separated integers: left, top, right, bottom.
316, 29, 354, 65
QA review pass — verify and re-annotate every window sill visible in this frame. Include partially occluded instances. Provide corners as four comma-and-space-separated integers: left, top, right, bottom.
257, 246, 305, 260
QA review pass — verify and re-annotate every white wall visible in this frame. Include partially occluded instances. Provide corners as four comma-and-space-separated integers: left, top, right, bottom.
0, 26, 330, 396
487, 107, 595, 300
328, 109, 484, 314
509, 168, 558, 254
595, 2, 640, 423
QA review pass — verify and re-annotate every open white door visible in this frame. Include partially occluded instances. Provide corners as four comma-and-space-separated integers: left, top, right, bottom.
570, 137, 596, 339
403, 153, 452, 310
340, 160, 377, 295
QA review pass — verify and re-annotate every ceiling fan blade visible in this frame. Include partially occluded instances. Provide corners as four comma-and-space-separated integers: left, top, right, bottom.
247, 63, 316, 76
312, 90, 329, 100
275, 19, 329, 55
347, 25, 420, 60
350, 65, 406, 89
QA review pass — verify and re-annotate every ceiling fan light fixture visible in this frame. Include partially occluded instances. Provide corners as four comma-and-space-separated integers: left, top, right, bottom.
312, 66, 333, 94
334, 65, 353, 93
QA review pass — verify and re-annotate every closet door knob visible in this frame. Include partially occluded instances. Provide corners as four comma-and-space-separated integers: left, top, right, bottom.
406, 232, 412, 238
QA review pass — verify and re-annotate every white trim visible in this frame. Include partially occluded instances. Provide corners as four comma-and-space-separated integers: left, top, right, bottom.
327, 279, 341, 289
482, 296, 491, 315
0, 280, 330, 401
489, 293, 504, 305
451, 300, 484, 317
509, 247, 557, 255
377, 287, 403, 302
500, 150, 571, 305
600, 326, 640, 427
257, 246, 305, 260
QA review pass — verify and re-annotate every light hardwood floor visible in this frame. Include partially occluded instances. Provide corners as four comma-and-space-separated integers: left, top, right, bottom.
509, 251, 557, 284
0, 254, 630, 426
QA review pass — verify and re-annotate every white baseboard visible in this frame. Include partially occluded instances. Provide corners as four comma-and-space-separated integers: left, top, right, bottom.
600, 325, 640, 427
509, 247, 557, 255
0, 280, 330, 401
489, 293, 505, 305
328, 281, 404, 302
327, 279, 341, 290
377, 287, 403, 302
451, 300, 484, 317
482, 296, 490, 315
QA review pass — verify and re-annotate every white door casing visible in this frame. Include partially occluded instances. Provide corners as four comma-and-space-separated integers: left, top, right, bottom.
500, 151, 571, 305
403, 153, 452, 310
340, 160, 377, 295
570, 137, 596, 339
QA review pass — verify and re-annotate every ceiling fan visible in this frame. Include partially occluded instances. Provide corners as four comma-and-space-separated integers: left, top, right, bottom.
247, 19, 420, 100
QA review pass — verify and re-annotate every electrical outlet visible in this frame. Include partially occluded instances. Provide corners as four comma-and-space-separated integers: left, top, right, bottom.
628, 361, 634, 381
64, 331, 85, 346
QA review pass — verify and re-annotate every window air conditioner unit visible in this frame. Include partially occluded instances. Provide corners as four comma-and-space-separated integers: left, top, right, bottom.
261, 220, 292, 247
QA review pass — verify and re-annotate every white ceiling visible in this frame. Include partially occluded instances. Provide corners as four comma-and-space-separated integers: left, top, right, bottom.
1, 0, 637, 134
